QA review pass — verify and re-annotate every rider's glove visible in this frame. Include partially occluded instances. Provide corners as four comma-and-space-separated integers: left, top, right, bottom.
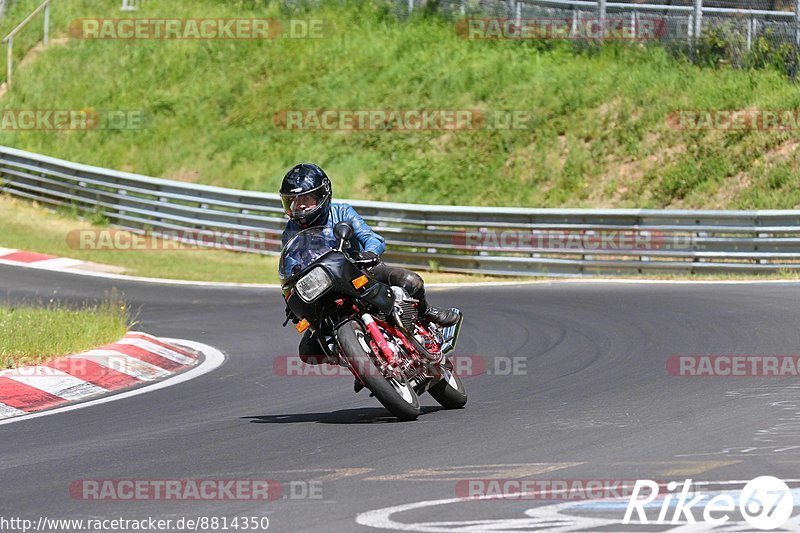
283, 305, 299, 327
357, 250, 378, 262
355, 250, 380, 267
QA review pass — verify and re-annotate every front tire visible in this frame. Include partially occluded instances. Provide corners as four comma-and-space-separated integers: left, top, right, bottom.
337, 320, 421, 421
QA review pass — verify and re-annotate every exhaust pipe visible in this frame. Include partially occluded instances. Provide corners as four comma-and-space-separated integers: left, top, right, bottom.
439, 308, 463, 355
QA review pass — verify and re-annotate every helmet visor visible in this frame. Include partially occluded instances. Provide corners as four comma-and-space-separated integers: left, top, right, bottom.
281, 185, 326, 220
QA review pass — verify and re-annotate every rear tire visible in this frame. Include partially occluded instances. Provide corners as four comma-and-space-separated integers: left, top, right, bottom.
428, 359, 468, 409
337, 320, 421, 421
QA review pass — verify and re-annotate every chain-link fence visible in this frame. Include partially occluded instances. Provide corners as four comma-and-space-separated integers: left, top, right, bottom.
400, 0, 800, 66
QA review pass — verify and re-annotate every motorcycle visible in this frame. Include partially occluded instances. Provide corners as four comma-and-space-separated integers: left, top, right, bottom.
279, 222, 467, 421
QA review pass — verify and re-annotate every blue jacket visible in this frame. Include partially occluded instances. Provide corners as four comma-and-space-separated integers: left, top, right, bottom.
281, 202, 387, 256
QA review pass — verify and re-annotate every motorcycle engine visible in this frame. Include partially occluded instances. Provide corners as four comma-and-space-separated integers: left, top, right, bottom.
391, 286, 419, 330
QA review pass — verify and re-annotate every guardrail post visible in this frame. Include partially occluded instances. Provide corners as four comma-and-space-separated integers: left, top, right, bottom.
43, 1, 50, 46
3, 0, 54, 91
6, 36, 11, 89
754, 18, 759, 47
598, 0, 607, 39
747, 15, 753, 51
693, 0, 703, 44
796, 0, 800, 46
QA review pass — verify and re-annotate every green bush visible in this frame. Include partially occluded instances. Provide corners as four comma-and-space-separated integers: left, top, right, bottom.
746, 27, 798, 73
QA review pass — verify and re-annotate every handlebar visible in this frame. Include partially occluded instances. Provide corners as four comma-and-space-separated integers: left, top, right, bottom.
351, 256, 380, 268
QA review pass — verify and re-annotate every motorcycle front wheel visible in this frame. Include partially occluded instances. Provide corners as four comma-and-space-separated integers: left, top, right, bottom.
336, 319, 421, 421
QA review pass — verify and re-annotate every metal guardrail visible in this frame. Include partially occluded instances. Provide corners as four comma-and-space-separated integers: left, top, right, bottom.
2, 0, 52, 89
411, 0, 800, 51
2, 145, 800, 277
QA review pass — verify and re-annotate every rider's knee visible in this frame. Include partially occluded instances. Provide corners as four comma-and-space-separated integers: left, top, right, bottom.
401, 270, 424, 296
298, 333, 325, 364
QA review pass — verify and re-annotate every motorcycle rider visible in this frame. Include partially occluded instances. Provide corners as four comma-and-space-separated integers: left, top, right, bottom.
280, 163, 459, 364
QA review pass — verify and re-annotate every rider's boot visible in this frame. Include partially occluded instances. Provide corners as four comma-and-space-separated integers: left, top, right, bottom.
418, 295, 459, 327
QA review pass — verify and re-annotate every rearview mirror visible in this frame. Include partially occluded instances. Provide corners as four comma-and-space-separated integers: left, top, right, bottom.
334, 222, 354, 242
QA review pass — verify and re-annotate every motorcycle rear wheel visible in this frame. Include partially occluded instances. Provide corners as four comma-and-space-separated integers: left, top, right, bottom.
428, 358, 468, 409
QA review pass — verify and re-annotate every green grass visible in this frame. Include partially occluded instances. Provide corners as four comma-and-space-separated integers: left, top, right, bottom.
0, 1, 798, 210
0, 296, 129, 368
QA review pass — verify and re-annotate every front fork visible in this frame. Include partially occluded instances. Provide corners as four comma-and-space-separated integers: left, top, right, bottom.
361, 313, 397, 365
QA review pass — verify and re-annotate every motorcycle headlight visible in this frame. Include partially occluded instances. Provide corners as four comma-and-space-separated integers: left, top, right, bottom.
295, 267, 332, 303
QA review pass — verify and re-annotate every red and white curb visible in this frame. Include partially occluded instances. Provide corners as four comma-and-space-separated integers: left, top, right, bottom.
0, 331, 218, 423
0, 248, 83, 269
0, 248, 124, 274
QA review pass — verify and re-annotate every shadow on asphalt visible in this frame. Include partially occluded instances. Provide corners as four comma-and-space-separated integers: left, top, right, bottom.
242, 406, 443, 424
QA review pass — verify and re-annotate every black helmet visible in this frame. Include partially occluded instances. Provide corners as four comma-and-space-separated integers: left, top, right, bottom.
280, 163, 332, 228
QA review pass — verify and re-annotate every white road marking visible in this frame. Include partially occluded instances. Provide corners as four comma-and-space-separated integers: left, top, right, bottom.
267, 468, 375, 482
658, 460, 741, 476
366, 463, 582, 481
355, 479, 800, 532
0, 258, 282, 287
0, 403, 26, 418
4, 257, 800, 288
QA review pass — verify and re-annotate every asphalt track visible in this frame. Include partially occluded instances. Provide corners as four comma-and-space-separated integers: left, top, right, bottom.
2, 263, 800, 532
